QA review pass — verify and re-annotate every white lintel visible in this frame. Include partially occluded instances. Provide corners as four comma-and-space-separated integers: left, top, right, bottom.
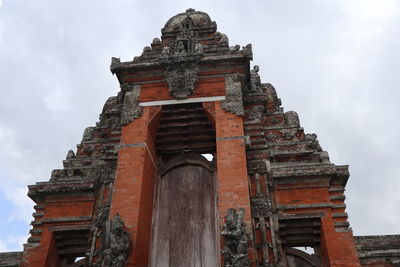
139, 96, 225, 107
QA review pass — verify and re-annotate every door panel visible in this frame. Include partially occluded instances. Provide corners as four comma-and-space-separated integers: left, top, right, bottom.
150, 156, 218, 267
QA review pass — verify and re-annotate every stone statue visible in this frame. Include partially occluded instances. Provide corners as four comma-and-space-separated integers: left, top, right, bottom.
250, 65, 261, 92
176, 40, 186, 55
95, 213, 129, 267
222, 208, 249, 267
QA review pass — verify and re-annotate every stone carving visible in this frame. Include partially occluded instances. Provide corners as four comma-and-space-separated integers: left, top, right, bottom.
143, 46, 151, 53
221, 73, 244, 116
282, 130, 295, 140
50, 169, 66, 180
230, 45, 240, 53
250, 65, 262, 92
152, 38, 161, 45
242, 44, 253, 59
320, 151, 330, 163
66, 168, 74, 177
248, 105, 265, 122
284, 111, 300, 127
98, 96, 121, 130
251, 194, 272, 218
161, 14, 203, 99
305, 133, 322, 151
86, 163, 115, 181
217, 31, 229, 47
264, 83, 282, 113
100, 145, 110, 154
266, 132, 277, 142
247, 160, 268, 174
66, 150, 75, 159
83, 127, 94, 141
84, 145, 95, 156
222, 208, 249, 267
94, 205, 110, 227
270, 116, 278, 125
95, 214, 130, 267
110, 57, 121, 73
120, 83, 143, 125
164, 61, 199, 99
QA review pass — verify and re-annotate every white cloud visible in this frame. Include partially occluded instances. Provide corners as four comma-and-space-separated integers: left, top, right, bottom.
43, 86, 74, 119
0, 235, 28, 252
4, 187, 34, 224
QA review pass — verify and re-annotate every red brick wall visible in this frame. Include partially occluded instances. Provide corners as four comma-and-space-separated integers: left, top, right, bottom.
110, 106, 158, 267
214, 101, 256, 266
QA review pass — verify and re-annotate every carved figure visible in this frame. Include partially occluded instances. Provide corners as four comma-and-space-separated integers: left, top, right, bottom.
176, 40, 186, 55
248, 105, 265, 121
66, 150, 75, 159
305, 133, 322, 151
82, 127, 94, 141
120, 84, 143, 125
284, 111, 300, 127
109, 214, 129, 267
221, 74, 244, 116
222, 208, 249, 267
250, 65, 261, 92
164, 62, 199, 99
95, 214, 129, 267
251, 194, 272, 218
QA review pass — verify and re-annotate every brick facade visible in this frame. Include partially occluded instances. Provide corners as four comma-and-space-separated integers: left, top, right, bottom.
3, 8, 398, 267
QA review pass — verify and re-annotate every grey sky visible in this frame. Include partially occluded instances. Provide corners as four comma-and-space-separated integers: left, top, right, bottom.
0, 0, 399, 251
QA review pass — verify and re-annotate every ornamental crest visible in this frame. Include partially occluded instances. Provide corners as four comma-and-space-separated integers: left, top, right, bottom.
161, 15, 203, 99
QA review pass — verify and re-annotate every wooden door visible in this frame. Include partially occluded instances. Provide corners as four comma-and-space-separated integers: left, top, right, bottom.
150, 155, 218, 267
285, 247, 320, 267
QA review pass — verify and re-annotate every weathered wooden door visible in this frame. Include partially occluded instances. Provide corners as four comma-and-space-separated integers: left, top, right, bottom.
285, 247, 320, 267
150, 155, 218, 267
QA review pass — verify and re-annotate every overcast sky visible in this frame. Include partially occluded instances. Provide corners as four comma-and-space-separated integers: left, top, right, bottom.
0, 0, 399, 252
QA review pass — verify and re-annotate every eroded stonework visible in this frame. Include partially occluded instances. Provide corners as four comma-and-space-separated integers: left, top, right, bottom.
222, 209, 249, 267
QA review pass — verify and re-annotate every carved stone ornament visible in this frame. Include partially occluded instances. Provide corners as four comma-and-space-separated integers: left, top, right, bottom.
266, 132, 277, 142
251, 194, 272, 218
82, 127, 94, 141
120, 83, 143, 125
95, 213, 130, 267
305, 133, 322, 151
161, 15, 203, 99
66, 150, 75, 159
164, 61, 199, 99
264, 83, 282, 113
97, 96, 122, 130
284, 111, 300, 127
221, 73, 245, 116
247, 159, 268, 174
248, 105, 265, 122
222, 208, 249, 267
94, 205, 110, 227
110, 57, 121, 73
283, 130, 295, 140
250, 65, 262, 92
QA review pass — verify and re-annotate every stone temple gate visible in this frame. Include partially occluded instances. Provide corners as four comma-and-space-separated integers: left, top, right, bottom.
2, 8, 399, 267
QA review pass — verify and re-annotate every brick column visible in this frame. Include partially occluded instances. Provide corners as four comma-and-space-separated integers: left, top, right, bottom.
21, 227, 60, 267
320, 214, 361, 267
110, 106, 157, 267
214, 102, 256, 265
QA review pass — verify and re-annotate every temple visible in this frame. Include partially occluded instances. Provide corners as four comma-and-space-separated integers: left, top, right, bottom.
2, 9, 399, 267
